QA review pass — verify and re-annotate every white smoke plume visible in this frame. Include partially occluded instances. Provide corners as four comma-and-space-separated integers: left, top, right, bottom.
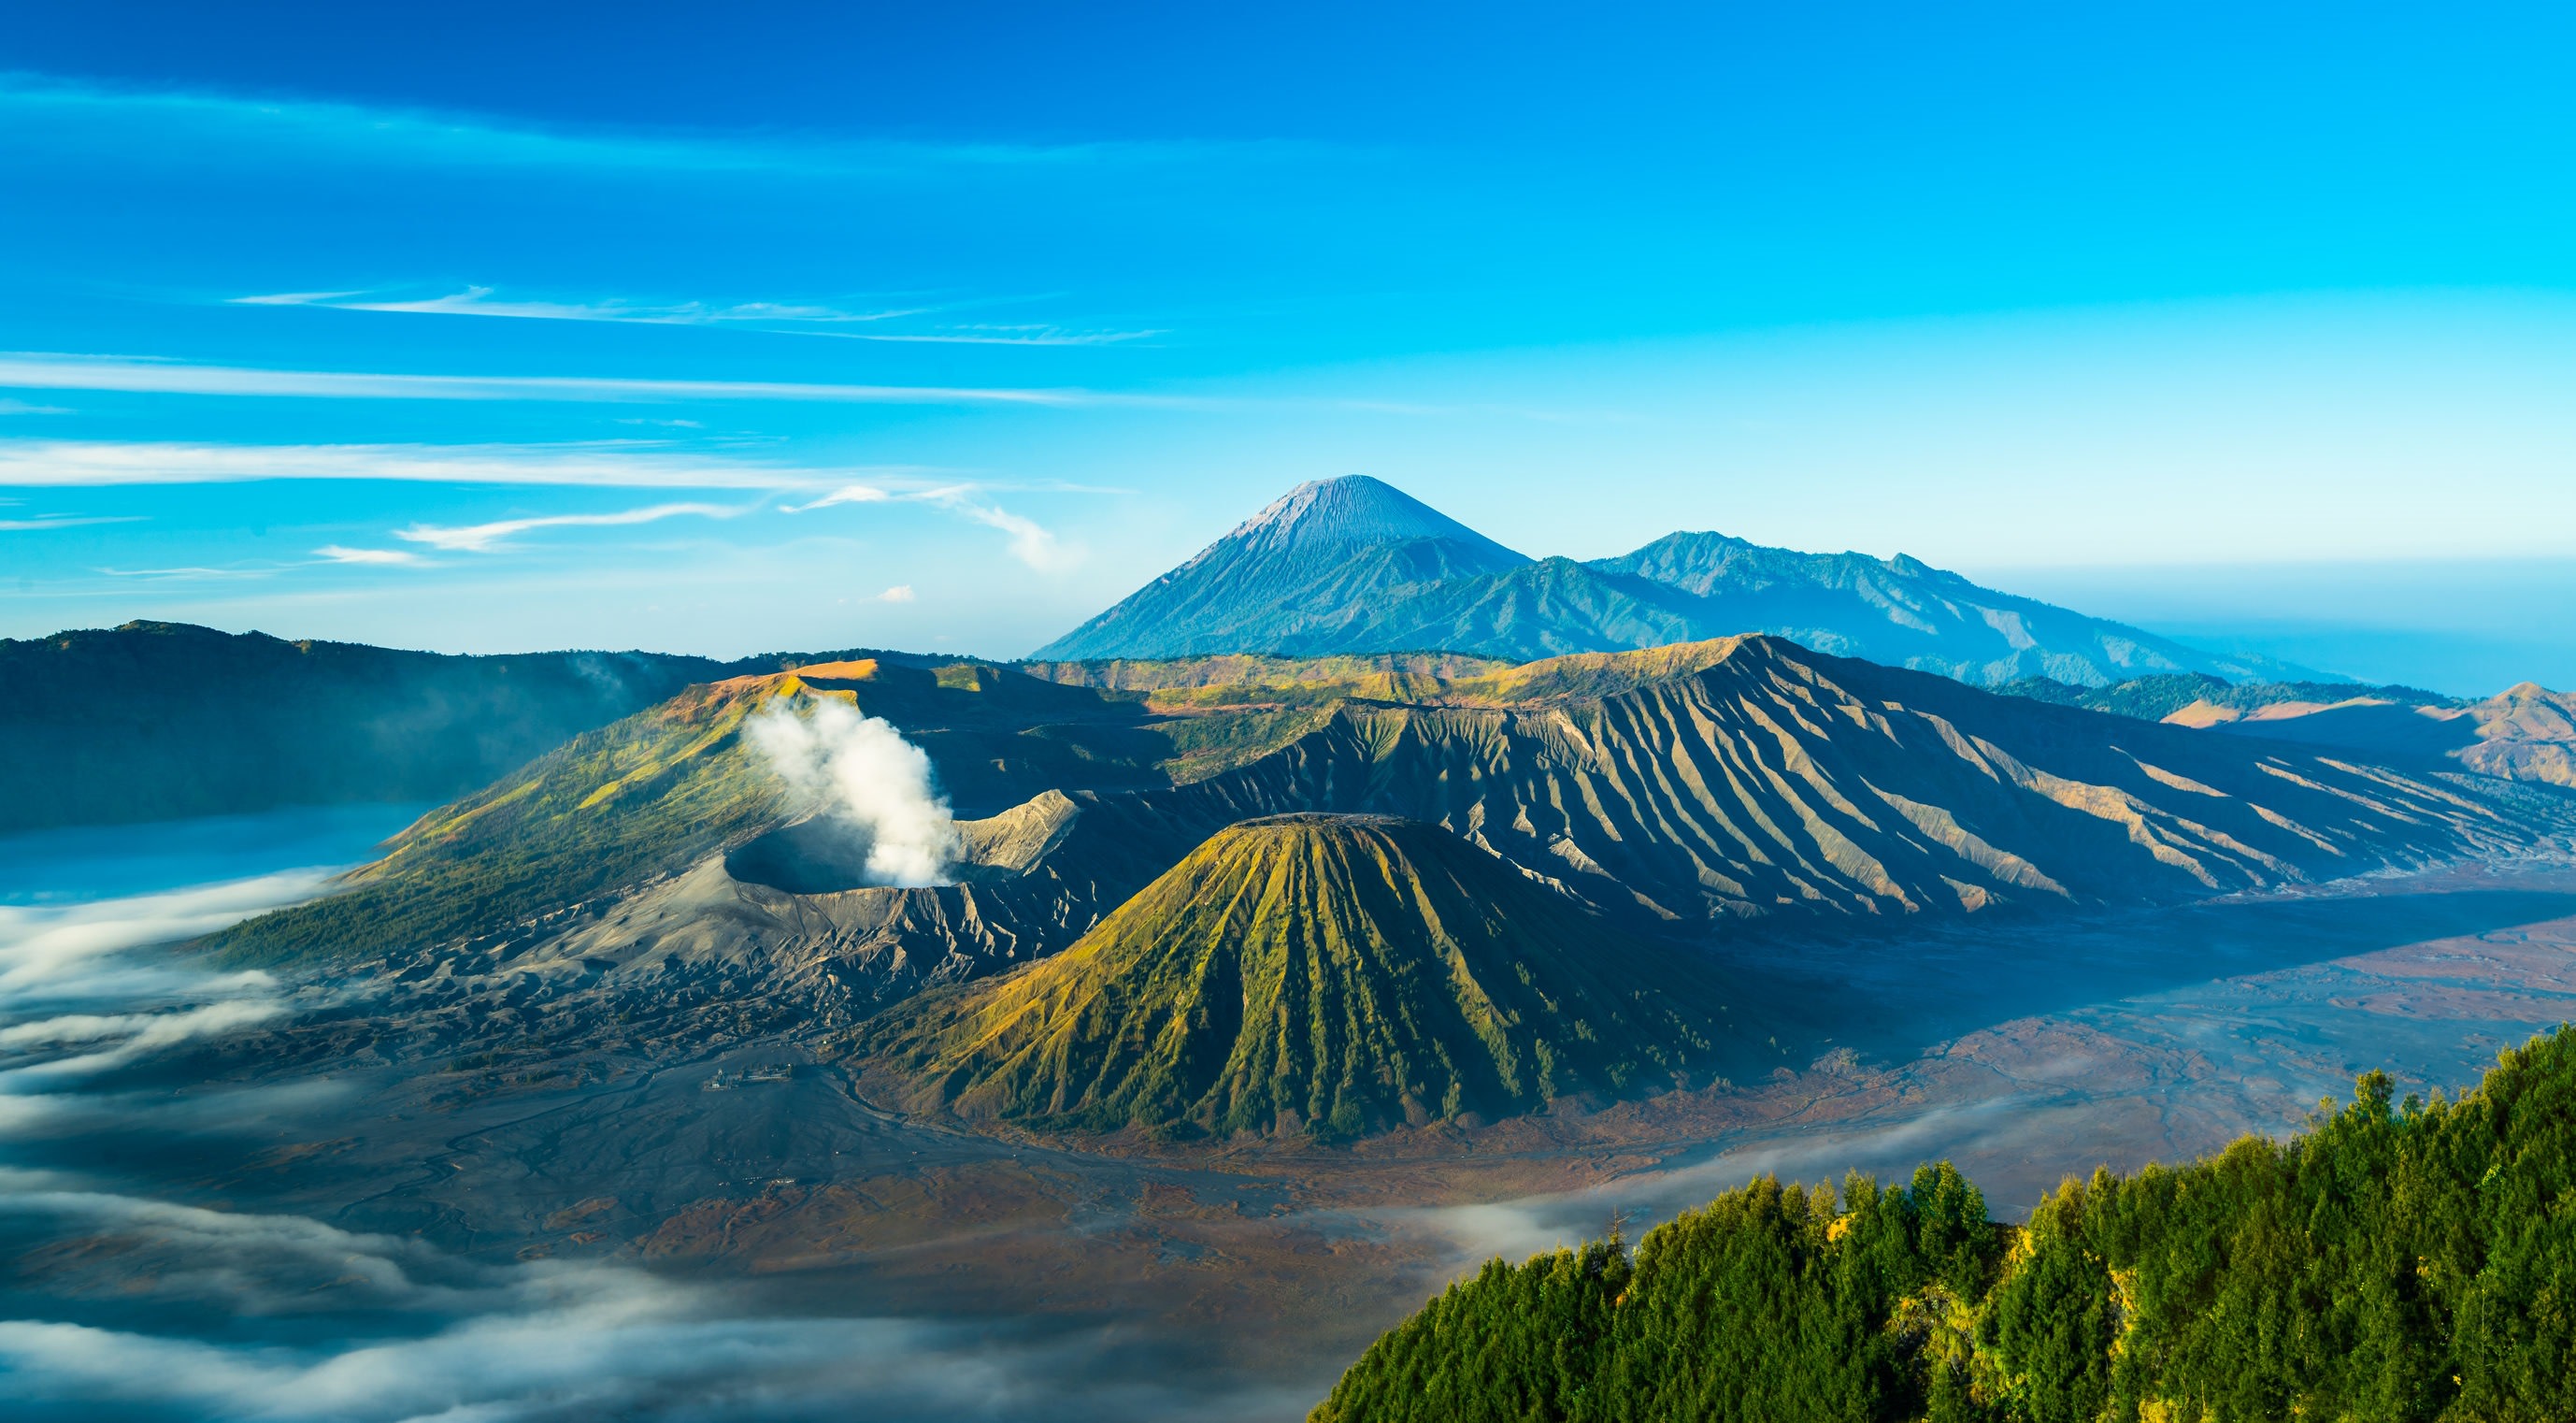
744, 697, 960, 885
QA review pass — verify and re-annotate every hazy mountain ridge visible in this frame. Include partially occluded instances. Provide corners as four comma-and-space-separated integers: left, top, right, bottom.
1037, 476, 2311, 686
0, 621, 930, 835
2002, 669, 2576, 788
2000, 671, 2460, 724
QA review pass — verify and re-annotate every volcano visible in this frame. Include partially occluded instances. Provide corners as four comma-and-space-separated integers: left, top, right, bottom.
852, 813, 1749, 1138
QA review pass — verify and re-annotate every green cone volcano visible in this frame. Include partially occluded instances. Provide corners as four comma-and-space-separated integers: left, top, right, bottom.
852, 812, 1746, 1138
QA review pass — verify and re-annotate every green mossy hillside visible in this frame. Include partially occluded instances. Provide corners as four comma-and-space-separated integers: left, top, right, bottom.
205, 671, 802, 966
1312, 1026, 2576, 1423
201, 657, 1329, 967
853, 813, 1748, 1138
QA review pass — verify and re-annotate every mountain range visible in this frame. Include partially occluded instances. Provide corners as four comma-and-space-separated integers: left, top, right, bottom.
24, 478, 2576, 1151
1036, 474, 2311, 686
2002, 671, 2576, 788
210, 635, 2545, 1139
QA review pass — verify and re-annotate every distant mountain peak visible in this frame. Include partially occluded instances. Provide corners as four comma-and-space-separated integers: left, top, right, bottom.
1216, 474, 1527, 563
1030, 475, 1532, 661
1032, 477, 2308, 686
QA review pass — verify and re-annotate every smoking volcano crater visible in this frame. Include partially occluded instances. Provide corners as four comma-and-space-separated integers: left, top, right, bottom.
723, 816, 910, 895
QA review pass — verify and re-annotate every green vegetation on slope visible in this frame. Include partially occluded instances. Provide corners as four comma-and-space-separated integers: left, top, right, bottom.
853, 814, 1747, 1139
1313, 1026, 2576, 1423
207, 672, 796, 967
201, 656, 1350, 967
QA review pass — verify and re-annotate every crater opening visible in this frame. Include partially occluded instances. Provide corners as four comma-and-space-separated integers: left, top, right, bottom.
723, 818, 880, 894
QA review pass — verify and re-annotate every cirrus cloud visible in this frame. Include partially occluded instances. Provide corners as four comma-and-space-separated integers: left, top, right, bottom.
311, 544, 430, 567
0, 438, 957, 491
230, 286, 1163, 347
0, 352, 1149, 407
784, 482, 1072, 569
393, 501, 747, 553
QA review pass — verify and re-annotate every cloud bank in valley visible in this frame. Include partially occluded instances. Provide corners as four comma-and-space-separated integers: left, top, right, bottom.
0, 826, 1308, 1423
0, 870, 330, 1000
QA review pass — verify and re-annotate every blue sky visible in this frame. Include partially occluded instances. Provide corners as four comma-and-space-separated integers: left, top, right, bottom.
4, 3, 2575, 690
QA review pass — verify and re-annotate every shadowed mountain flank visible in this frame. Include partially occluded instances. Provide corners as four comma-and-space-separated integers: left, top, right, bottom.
0, 621, 741, 833
852, 814, 1746, 1138
2004, 670, 2576, 790
1115, 638, 2529, 926
1033, 477, 2310, 685
1998, 670, 2458, 727
2228, 680, 2576, 791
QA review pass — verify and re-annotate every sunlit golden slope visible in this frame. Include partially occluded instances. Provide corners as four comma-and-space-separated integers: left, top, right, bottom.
854, 814, 1747, 1138
1115, 637, 2527, 922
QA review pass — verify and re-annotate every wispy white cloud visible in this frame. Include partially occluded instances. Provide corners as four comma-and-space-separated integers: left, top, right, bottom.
931, 489, 1071, 570
815, 323, 1165, 347
0, 72, 1289, 180
229, 290, 368, 308
0, 398, 73, 416
0, 439, 1078, 571
0, 352, 1142, 408
0, 1000, 289, 1085
234, 286, 1167, 346
879, 584, 917, 603
0, 514, 143, 531
0, 1256, 1304, 1423
94, 565, 276, 581
0, 1003, 286, 1053
312, 545, 431, 567
783, 482, 1072, 569
394, 501, 745, 553
0, 439, 952, 491
236, 285, 940, 327
781, 483, 894, 511
0, 870, 327, 999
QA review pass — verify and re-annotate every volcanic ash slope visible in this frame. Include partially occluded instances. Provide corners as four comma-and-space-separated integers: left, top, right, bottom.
851, 813, 1750, 1139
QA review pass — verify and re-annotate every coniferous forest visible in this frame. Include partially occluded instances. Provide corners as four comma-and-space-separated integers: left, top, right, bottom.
1312, 1028, 2576, 1423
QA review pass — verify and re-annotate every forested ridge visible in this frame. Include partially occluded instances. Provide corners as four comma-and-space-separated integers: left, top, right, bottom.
1313, 1027, 2576, 1423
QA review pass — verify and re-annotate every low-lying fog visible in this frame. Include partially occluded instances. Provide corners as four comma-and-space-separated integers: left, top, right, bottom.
6, 807, 2573, 1421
